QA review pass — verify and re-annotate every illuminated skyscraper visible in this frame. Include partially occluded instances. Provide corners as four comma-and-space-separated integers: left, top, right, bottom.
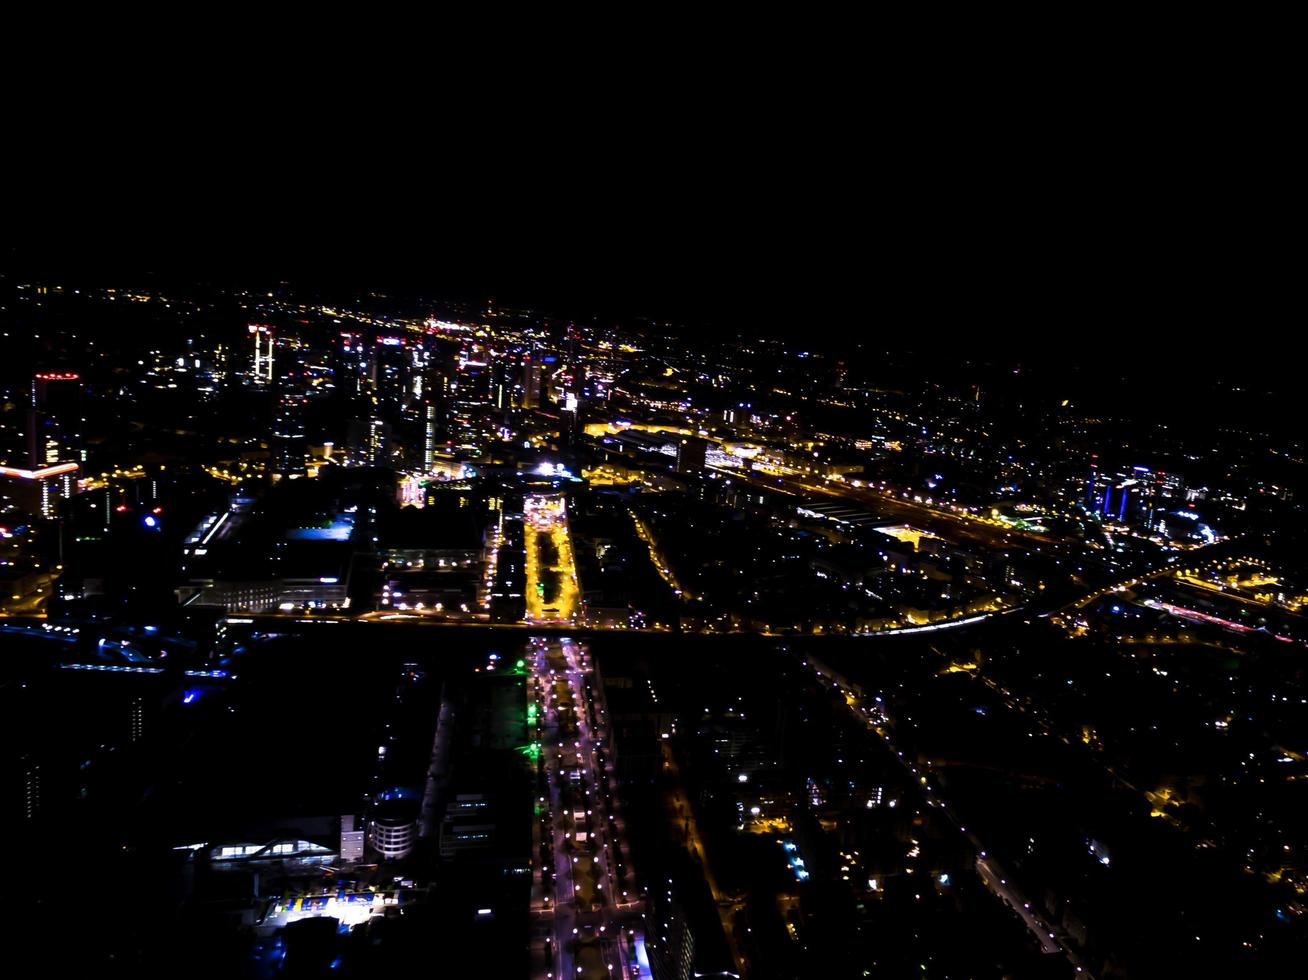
22, 755, 40, 821
372, 336, 410, 416
28, 372, 83, 467
336, 331, 369, 397
249, 324, 274, 384
521, 355, 543, 409
0, 462, 79, 518
423, 401, 438, 471
130, 697, 146, 742
490, 356, 513, 425
271, 389, 308, 478
346, 418, 392, 467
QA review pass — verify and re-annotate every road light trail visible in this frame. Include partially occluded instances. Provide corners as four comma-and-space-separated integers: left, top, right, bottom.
529, 636, 649, 980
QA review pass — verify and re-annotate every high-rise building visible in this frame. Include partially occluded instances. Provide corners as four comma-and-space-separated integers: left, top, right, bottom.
22, 754, 40, 822
490, 356, 514, 425
130, 697, 146, 743
28, 372, 83, 467
336, 331, 370, 397
269, 343, 310, 479
644, 875, 698, 980
346, 418, 392, 467
675, 436, 708, 475
249, 324, 274, 384
272, 390, 309, 479
0, 461, 79, 518
423, 402, 438, 471
372, 336, 411, 416
1086, 462, 1186, 527
560, 392, 582, 446
521, 355, 544, 409
340, 814, 366, 863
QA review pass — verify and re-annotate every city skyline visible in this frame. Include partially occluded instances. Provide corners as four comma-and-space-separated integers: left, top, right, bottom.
1, 62, 1303, 968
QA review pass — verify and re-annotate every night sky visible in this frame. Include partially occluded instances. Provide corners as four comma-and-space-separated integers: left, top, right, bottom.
7, 73, 1292, 371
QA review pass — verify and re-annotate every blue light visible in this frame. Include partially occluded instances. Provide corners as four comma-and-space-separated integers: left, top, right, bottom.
143, 515, 158, 528
182, 689, 200, 704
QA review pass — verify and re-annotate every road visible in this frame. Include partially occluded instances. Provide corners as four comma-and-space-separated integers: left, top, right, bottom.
806, 652, 1094, 976
529, 635, 650, 980
525, 495, 582, 623
976, 856, 1061, 954
661, 742, 749, 976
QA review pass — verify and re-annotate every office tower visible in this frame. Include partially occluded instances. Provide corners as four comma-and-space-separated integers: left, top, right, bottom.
490, 356, 513, 425
0, 461, 78, 518
372, 336, 410, 416
645, 876, 695, 980
271, 389, 309, 479
130, 697, 145, 742
336, 331, 369, 397
346, 418, 392, 467
560, 392, 582, 446
676, 436, 708, 474
423, 401, 438, 471
28, 371, 83, 467
249, 324, 274, 384
521, 354, 544, 409
22, 755, 40, 821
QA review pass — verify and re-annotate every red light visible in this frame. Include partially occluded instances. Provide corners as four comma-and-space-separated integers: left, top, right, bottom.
152, 506, 163, 514
115, 505, 129, 512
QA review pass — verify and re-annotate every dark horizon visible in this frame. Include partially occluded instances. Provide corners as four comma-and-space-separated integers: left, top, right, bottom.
5, 223, 1295, 394
7, 79, 1296, 358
